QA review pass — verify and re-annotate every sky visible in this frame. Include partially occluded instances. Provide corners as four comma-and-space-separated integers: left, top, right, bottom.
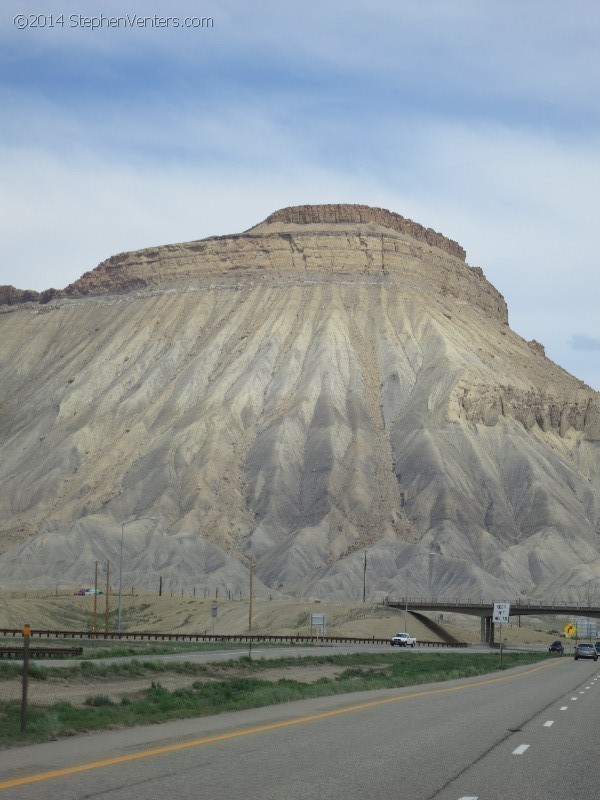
1, 0, 599, 390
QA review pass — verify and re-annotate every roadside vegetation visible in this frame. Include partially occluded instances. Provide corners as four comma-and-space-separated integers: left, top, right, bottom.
0, 636, 292, 661
0, 650, 549, 747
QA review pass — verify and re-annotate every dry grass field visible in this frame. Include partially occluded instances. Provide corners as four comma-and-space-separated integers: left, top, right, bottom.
0, 590, 566, 645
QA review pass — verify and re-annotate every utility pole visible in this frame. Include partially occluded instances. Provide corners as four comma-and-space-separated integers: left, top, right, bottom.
104, 561, 110, 634
587, 580, 593, 641
248, 558, 254, 631
92, 561, 98, 636
404, 573, 409, 633
20, 624, 31, 732
118, 517, 157, 632
363, 551, 367, 603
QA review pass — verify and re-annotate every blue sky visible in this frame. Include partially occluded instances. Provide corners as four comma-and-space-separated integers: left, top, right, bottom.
1, 0, 599, 389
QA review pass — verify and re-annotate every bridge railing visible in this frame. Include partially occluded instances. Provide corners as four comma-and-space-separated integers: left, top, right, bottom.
386, 598, 600, 612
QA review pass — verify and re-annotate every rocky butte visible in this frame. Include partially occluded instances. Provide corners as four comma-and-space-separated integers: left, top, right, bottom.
0, 204, 599, 601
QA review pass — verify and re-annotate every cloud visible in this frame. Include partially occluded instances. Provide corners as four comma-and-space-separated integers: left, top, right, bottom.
1, 1, 599, 391
0, 139, 400, 290
4, 0, 600, 131
2, 99, 599, 392
570, 335, 600, 352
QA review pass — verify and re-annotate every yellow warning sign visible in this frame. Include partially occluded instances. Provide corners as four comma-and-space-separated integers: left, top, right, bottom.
564, 623, 576, 637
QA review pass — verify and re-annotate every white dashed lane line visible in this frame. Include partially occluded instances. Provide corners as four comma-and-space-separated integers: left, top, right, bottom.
457, 671, 600, 799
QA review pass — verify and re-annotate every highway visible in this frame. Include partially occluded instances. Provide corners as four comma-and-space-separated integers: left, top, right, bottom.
0, 656, 597, 799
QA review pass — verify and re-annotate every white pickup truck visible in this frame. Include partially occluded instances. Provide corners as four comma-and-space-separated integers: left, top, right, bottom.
390, 632, 417, 647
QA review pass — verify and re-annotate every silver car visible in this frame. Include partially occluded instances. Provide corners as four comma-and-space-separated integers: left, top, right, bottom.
574, 643, 598, 661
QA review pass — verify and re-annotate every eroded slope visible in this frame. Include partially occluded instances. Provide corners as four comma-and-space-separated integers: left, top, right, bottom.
1, 205, 599, 600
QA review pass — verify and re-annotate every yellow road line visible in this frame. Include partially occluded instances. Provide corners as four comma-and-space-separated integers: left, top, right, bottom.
0, 660, 561, 791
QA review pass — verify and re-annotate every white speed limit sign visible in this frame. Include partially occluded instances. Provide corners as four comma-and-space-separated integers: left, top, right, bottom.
492, 602, 510, 623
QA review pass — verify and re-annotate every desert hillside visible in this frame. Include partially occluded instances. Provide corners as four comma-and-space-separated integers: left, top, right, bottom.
1, 205, 599, 602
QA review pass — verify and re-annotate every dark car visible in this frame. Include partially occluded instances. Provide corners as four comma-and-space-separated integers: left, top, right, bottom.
595, 642, 600, 656
548, 640, 564, 654
574, 643, 598, 661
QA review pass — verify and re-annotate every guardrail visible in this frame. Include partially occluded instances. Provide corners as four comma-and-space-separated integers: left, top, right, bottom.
0, 629, 466, 648
0, 646, 83, 659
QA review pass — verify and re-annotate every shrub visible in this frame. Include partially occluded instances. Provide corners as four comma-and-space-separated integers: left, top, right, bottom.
84, 695, 115, 707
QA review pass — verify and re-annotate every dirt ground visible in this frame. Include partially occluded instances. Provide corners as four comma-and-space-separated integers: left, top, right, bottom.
0, 662, 348, 707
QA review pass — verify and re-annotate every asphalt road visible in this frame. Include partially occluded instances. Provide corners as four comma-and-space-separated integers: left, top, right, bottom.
0, 656, 597, 799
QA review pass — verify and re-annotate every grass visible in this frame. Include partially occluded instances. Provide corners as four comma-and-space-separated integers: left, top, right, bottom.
0, 636, 293, 663
0, 651, 549, 747
0, 658, 209, 682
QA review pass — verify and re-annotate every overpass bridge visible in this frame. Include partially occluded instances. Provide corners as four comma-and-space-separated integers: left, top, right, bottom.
383, 597, 600, 644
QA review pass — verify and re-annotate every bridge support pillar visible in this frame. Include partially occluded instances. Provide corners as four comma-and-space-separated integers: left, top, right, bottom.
481, 616, 494, 644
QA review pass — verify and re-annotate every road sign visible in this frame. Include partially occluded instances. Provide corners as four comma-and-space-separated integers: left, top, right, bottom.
492, 602, 510, 624
211, 603, 218, 618
564, 623, 576, 637
573, 617, 596, 638
310, 612, 326, 636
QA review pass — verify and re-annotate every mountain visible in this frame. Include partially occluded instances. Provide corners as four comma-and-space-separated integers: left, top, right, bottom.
1, 204, 599, 602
